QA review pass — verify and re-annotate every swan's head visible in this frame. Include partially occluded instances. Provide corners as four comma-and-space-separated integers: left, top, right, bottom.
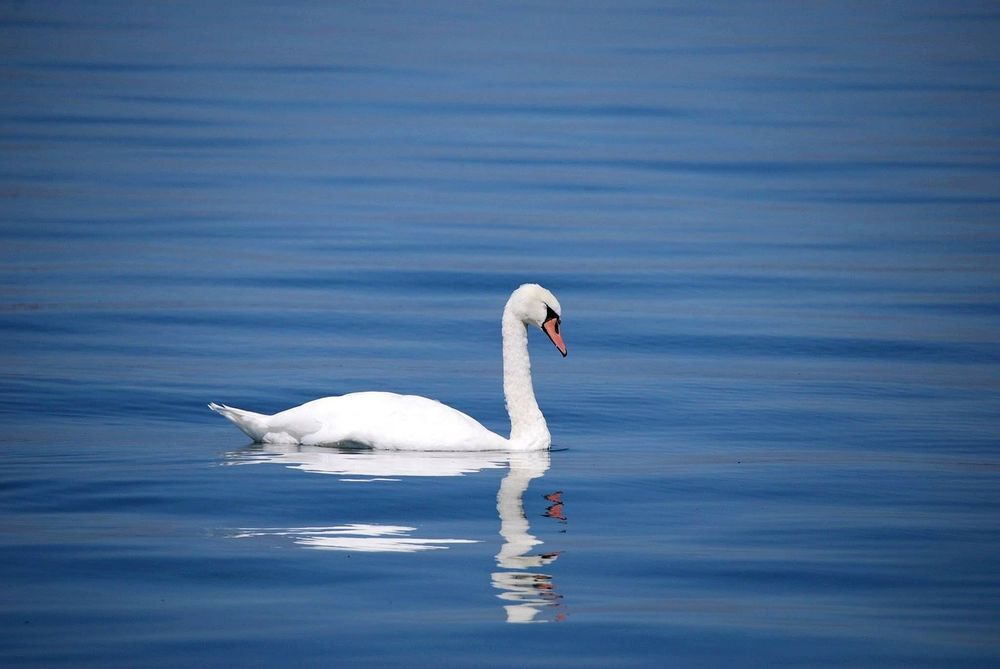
507, 283, 567, 357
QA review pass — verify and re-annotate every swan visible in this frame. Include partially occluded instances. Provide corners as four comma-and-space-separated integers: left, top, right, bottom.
209, 283, 567, 451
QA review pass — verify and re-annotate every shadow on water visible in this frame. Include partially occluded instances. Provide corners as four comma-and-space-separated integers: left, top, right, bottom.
223, 445, 566, 623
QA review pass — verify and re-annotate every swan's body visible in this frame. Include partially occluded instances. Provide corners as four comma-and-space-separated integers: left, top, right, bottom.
210, 392, 509, 450
209, 283, 566, 451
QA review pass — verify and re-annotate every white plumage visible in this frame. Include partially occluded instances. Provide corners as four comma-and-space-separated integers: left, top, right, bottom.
210, 283, 566, 451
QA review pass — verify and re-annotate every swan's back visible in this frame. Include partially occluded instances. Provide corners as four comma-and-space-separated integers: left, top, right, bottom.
263, 392, 509, 451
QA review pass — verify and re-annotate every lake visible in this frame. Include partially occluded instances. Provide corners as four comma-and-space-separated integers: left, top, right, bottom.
2, 2, 999, 667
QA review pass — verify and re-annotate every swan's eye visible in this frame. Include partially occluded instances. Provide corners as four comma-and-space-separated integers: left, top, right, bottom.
544, 304, 560, 327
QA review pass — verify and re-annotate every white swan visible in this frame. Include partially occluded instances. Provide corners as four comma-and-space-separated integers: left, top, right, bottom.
209, 283, 567, 451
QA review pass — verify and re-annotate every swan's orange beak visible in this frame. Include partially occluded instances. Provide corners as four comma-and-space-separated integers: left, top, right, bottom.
542, 317, 567, 357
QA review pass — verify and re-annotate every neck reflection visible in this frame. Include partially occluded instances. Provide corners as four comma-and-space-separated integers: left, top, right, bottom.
493, 450, 564, 623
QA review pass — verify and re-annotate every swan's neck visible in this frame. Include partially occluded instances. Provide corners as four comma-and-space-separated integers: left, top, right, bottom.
502, 310, 550, 450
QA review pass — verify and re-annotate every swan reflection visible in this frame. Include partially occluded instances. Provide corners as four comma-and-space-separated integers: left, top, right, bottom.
229, 445, 508, 479
226, 444, 564, 622
231, 524, 478, 553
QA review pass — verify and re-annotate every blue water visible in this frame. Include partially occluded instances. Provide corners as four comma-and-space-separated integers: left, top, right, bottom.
2, 2, 999, 666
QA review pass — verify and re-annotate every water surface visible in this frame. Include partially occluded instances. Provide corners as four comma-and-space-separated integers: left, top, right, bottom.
2, 2, 999, 667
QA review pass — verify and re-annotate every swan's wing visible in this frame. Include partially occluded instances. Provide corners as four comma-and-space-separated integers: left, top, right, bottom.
274, 392, 509, 450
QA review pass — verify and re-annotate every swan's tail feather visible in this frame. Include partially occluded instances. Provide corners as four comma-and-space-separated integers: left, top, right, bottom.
208, 402, 269, 442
